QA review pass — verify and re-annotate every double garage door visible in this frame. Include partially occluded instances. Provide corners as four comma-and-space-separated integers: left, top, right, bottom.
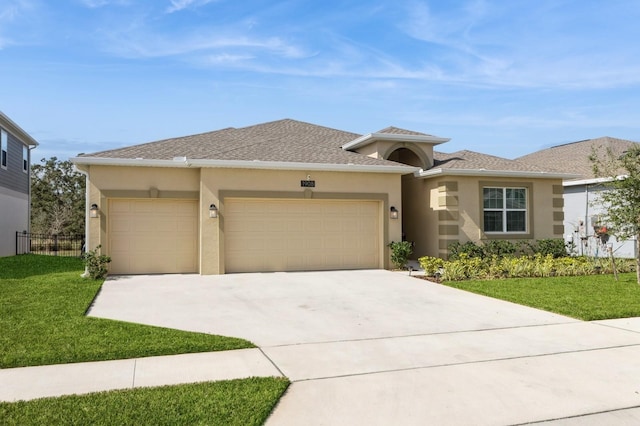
108, 198, 381, 274
224, 198, 381, 273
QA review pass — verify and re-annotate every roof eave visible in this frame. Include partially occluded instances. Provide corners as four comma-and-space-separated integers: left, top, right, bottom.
563, 175, 625, 187
0, 111, 39, 147
415, 168, 580, 180
70, 156, 418, 174
342, 133, 450, 151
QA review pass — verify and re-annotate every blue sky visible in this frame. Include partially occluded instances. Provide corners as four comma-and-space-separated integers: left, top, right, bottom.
2, 0, 640, 162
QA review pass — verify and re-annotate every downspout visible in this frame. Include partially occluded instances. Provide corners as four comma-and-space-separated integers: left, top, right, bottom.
75, 166, 90, 278
27, 145, 36, 235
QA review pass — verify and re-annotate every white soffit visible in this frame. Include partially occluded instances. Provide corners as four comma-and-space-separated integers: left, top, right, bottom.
341, 133, 450, 151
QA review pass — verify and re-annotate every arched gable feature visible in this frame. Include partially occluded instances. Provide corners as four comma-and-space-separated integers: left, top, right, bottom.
383, 143, 431, 170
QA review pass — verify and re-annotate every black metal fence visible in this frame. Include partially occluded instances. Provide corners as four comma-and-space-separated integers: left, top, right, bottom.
16, 232, 85, 257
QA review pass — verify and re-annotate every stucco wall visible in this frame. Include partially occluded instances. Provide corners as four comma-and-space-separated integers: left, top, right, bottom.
402, 175, 565, 260
200, 168, 402, 274
0, 188, 29, 257
84, 165, 200, 256
84, 165, 402, 274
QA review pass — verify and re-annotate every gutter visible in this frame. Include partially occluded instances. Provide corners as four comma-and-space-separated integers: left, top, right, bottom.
70, 156, 419, 174
563, 176, 625, 187
414, 168, 580, 180
0, 111, 39, 147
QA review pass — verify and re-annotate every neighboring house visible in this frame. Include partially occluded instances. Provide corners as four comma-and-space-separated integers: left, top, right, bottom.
71, 119, 572, 275
518, 137, 640, 258
0, 111, 38, 257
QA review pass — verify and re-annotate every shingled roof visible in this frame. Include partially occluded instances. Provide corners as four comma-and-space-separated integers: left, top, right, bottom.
80, 119, 404, 167
517, 137, 640, 181
374, 126, 433, 136
434, 150, 551, 173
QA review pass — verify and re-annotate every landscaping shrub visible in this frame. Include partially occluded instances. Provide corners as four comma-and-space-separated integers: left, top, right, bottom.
448, 241, 485, 260
526, 239, 570, 258
419, 253, 635, 282
420, 256, 445, 276
448, 238, 569, 260
83, 245, 111, 280
388, 241, 413, 269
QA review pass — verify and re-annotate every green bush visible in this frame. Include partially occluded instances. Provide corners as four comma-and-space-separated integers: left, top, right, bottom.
419, 256, 445, 276
448, 239, 569, 260
83, 245, 112, 280
388, 241, 414, 269
527, 239, 569, 258
448, 241, 485, 260
418, 253, 635, 281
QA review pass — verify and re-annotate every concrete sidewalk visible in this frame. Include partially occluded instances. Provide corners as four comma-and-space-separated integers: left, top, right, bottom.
0, 348, 281, 402
6, 271, 640, 425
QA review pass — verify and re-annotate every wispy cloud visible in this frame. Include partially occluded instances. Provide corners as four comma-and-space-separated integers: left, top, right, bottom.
397, 0, 640, 90
105, 29, 309, 60
77, 0, 132, 8
166, 0, 217, 14
0, 0, 37, 48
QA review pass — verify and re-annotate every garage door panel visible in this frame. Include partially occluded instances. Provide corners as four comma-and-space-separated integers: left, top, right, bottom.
225, 198, 380, 273
108, 199, 198, 275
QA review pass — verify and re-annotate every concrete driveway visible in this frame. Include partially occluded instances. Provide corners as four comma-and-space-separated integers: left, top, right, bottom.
89, 270, 640, 425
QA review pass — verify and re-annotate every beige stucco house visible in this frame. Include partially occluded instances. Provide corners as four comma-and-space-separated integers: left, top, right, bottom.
71, 119, 572, 275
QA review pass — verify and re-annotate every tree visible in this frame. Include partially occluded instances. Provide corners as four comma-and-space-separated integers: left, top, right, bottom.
590, 145, 640, 283
31, 157, 86, 235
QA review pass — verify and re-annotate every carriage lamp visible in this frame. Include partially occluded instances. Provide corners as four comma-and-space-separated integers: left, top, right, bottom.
209, 204, 219, 218
90, 204, 99, 218
390, 206, 399, 220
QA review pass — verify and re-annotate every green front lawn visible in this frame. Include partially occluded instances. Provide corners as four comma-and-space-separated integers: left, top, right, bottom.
445, 272, 640, 320
0, 255, 253, 368
0, 378, 289, 426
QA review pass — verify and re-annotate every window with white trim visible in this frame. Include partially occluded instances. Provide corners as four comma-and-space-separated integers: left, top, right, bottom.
23, 145, 28, 173
1, 129, 7, 169
483, 187, 527, 233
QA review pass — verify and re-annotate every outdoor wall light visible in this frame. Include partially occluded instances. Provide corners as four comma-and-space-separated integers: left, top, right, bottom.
390, 206, 399, 220
90, 203, 99, 218
209, 204, 219, 219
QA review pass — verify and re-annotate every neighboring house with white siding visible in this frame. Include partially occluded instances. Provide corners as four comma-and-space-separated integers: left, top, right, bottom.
518, 137, 640, 258
0, 112, 38, 256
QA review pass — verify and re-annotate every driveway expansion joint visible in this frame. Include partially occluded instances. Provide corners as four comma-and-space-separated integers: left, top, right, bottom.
286, 342, 640, 384
511, 404, 640, 425
259, 321, 582, 349
258, 348, 286, 377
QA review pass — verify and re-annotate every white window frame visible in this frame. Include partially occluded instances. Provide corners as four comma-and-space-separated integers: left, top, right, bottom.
22, 145, 28, 173
483, 186, 528, 234
1, 129, 7, 170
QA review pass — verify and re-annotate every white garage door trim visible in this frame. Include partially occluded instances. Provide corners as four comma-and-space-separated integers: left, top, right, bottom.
224, 198, 382, 273
108, 199, 199, 274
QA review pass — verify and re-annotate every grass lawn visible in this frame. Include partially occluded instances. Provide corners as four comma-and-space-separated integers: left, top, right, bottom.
0, 377, 289, 426
445, 272, 640, 320
0, 255, 254, 368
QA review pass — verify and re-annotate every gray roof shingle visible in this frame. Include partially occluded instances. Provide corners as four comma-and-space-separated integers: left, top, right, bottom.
374, 126, 432, 136
80, 118, 574, 175
434, 150, 553, 173
517, 137, 640, 180
81, 119, 405, 167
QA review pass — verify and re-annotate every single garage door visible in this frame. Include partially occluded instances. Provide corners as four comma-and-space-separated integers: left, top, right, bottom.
224, 198, 381, 273
108, 199, 198, 274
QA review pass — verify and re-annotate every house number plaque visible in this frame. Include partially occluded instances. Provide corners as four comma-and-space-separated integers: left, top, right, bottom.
300, 180, 316, 188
